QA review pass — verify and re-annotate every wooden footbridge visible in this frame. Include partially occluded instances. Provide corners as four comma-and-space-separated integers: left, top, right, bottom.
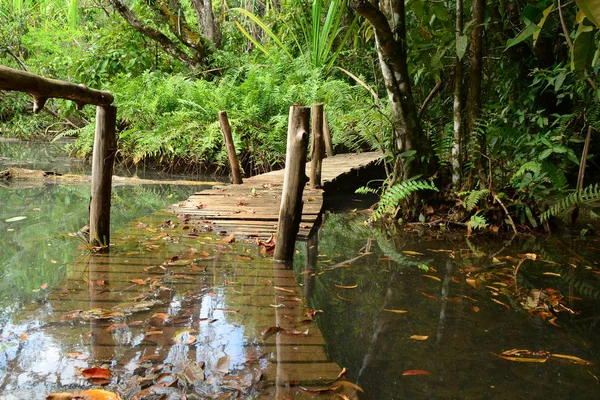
170, 151, 381, 241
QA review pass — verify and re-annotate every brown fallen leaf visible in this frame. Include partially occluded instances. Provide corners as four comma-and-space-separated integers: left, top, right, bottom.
48, 390, 123, 400
274, 286, 295, 294
409, 335, 429, 341
422, 275, 441, 282
472, 306, 480, 312
262, 326, 284, 340
402, 370, 429, 376
216, 355, 230, 374
130, 279, 146, 285
81, 367, 111, 379
41, 283, 48, 290
220, 234, 236, 244
421, 292, 438, 299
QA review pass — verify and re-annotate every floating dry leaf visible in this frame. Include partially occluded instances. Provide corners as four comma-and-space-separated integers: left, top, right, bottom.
543, 272, 561, 277
47, 389, 122, 400
409, 335, 429, 341
402, 370, 429, 376
421, 292, 438, 299
333, 283, 358, 289
422, 275, 441, 282
472, 306, 480, 312
216, 355, 230, 374
403, 251, 424, 256
40, 283, 48, 290
274, 286, 295, 294
130, 279, 146, 285
81, 367, 111, 379
262, 326, 284, 340
383, 309, 408, 314
551, 353, 593, 365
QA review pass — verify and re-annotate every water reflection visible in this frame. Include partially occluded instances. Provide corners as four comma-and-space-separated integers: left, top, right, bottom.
299, 213, 600, 400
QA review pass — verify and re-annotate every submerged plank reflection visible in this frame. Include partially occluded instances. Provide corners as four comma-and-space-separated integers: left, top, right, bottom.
0, 214, 355, 399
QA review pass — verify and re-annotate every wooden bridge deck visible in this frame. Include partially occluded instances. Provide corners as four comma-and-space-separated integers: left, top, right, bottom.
170, 152, 381, 240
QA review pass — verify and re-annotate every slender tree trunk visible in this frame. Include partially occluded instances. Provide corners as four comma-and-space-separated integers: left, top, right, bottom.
190, 0, 222, 48
352, 0, 436, 184
452, 0, 464, 188
466, 0, 486, 186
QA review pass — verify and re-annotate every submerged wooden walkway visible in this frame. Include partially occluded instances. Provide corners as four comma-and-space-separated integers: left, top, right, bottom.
170, 152, 381, 240
3, 215, 357, 398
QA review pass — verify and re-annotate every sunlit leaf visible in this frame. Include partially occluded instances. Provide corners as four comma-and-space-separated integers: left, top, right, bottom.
491, 298, 510, 309
48, 390, 122, 400
575, 0, 600, 28
494, 353, 548, 363
383, 309, 408, 314
173, 329, 197, 345
402, 370, 430, 375
409, 335, 429, 341
130, 279, 146, 285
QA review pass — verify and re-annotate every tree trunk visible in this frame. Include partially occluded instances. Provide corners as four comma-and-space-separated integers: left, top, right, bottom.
190, 0, 222, 49
452, 0, 464, 188
466, 0, 486, 186
352, 0, 435, 184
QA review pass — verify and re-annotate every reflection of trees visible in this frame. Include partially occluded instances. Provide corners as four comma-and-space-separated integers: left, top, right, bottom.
0, 184, 196, 320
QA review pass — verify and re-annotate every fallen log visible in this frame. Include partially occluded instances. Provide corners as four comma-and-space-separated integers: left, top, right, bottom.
0, 167, 219, 186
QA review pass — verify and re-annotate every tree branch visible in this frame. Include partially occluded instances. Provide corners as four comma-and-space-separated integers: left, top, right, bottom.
419, 80, 442, 118
109, 0, 201, 69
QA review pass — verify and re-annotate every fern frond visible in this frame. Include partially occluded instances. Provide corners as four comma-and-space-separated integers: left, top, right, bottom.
511, 161, 542, 183
373, 180, 438, 221
355, 186, 380, 195
467, 215, 489, 230
540, 183, 600, 222
458, 189, 490, 211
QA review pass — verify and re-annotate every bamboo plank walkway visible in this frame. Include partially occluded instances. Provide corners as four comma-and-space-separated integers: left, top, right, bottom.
1, 215, 358, 398
170, 152, 381, 240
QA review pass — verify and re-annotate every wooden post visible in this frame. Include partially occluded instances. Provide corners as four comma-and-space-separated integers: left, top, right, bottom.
218, 110, 243, 184
89, 105, 117, 250
310, 103, 324, 188
274, 105, 310, 263
323, 111, 334, 157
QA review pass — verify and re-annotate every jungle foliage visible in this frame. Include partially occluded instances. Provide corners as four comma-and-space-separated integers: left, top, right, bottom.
1, 0, 599, 231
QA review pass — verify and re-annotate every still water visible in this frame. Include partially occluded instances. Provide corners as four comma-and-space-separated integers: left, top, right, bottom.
0, 141, 598, 399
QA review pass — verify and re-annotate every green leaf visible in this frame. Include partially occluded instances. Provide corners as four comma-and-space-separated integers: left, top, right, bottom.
456, 35, 468, 60
506, 23, 540, 49
575, 0, 600, 28
572, 20, 595, 78
533, 5, 554, 47
539, 148, 553, 160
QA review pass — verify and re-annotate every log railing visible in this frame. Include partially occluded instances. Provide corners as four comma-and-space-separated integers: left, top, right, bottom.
0, 65, 117, 251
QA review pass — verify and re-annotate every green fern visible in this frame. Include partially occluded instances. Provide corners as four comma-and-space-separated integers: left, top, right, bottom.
511, 161, 542, 183
372, 180, 438, 221
540, 183, 600, 222
458, 189, 490, 211
467, 215, 489, 230
355, 186, 380, 195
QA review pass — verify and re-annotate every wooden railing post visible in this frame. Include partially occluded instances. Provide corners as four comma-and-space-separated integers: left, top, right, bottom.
89, 105, 117, 250
310, 103, 325, 188
323, 111, 335, 157
274, 105, 310, 263
218, 110, 243, 184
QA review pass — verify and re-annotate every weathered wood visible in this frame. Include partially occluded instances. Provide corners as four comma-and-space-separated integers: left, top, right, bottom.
89, 106, 117, 250
218, 110, 243, 184
274, 105, 310, 262
0, 65, 114, 111
323, 111, 334, 157
310, 103, 325, 188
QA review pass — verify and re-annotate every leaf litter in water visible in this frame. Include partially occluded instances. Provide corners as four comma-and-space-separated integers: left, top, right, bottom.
494, 349, 593, 365
5, 216, 26, 222
383, 309, 408, 314
333, 283, 358, 289
409, 335, 429, 341
402, 370, 430, 376
47, 389, 122, 399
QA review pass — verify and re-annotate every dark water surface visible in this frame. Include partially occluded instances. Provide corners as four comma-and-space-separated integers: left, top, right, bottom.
298, 213, 600, 400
